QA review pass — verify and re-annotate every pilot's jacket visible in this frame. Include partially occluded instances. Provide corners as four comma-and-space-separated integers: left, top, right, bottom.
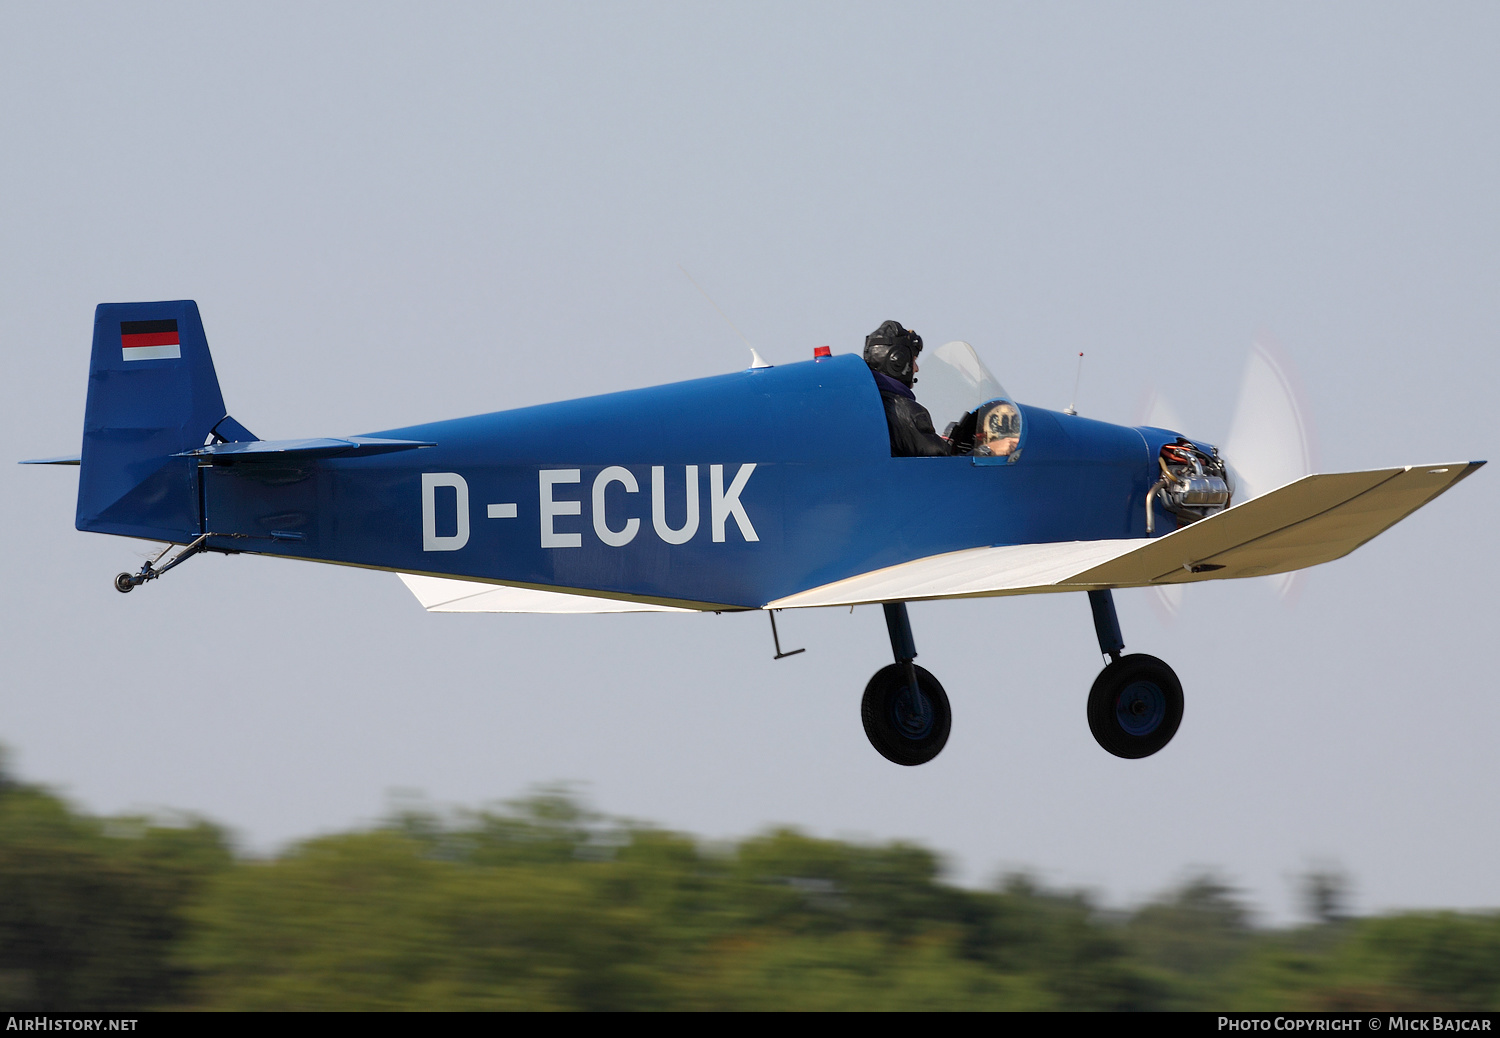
872, 371, 954, 458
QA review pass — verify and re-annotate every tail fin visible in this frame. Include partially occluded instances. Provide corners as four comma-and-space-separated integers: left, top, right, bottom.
78, 300, 255, 542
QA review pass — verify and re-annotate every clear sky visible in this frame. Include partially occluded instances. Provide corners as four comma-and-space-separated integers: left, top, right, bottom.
3, 2, 1496, 923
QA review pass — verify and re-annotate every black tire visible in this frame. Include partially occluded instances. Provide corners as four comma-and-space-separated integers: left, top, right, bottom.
1087, 653, 1183, 759
114, 573, 135, 594
861, 663, 951, 766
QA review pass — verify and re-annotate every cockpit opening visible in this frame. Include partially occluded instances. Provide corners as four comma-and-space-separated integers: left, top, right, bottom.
861, 327, 1022, 460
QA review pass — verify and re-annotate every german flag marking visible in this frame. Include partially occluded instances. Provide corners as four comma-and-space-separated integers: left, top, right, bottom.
121, 319, 181, 361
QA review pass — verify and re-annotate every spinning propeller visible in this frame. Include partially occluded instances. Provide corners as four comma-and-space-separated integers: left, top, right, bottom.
1141, 339, 1318, 616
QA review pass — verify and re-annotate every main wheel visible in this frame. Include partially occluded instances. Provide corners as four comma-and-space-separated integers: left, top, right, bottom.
861, 663, 951, 766
1087, 653, 1183, 759
114, 572, 135, 594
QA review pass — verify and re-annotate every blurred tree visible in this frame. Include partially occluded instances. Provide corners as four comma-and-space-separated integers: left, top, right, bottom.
1300, 867, 1351, 926
1129, 872, 1252, 976
1124, 872, 1253, 1009
974, 874, 1165, 1011
6, 773, 1500, 1011
1343, 913, 1500, 1010
173, 794, 1171, 1009
0, 758, 230, 1010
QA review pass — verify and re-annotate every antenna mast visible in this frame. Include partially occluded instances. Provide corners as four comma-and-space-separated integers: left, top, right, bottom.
678, 265, 770, 368
1065, 352, 1084, 415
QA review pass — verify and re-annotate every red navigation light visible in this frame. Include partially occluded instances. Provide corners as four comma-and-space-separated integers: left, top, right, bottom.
813, 346, 832, 359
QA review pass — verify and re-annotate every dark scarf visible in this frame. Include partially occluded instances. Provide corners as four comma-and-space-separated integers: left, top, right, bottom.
871, 370, 915, 400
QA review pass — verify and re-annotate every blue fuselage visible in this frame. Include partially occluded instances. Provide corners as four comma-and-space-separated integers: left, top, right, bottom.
200, 355, 1175, 608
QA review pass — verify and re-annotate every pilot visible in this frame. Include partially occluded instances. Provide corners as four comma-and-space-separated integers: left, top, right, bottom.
864, 320, 955, 457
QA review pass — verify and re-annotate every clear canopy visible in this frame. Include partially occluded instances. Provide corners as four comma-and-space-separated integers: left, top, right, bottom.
913, 340, 1009, 435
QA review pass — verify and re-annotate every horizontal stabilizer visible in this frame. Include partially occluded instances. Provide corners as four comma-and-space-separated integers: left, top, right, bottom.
768, 461, 1483, 608
176, 437, 435, 461
399, 574, 696, 613
20, 455, 81, 465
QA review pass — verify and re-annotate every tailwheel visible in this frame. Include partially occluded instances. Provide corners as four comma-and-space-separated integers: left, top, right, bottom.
1087, 653, 1183, 759
862, 663, 951, 766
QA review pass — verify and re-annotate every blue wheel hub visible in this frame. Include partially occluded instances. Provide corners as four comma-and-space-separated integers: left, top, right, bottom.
892, 684, 934, 740
1115, 680, 1166, 736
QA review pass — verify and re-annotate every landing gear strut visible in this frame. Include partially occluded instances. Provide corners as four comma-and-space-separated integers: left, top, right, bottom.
113, 534, 211, 593
1085, 590, 1183, 758
861, 602, 951, 766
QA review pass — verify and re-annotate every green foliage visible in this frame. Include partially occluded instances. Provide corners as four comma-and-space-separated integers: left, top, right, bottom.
1124, 872, 1255, 1007
1, 770, 1497, 1011
1360, 912, 1500, 1008
1281, 912, 1500, 1011
0, 766, 230, 1010
173, 797, 1163, 1010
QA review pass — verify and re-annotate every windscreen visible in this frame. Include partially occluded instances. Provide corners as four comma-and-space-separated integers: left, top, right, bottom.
914, 340, 1009, 436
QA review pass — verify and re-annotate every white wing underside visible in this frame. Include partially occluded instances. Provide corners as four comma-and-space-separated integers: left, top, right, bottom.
399, 463, 1480, 614
398, 573, 695, 613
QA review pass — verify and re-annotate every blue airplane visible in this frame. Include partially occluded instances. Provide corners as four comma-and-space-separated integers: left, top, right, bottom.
25, 300, 1483, 766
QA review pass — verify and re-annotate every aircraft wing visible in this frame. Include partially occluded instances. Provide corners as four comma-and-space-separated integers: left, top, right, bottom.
1068, 461, 1483, 587
398, 574, 696, 613
768, 461, 1483, 609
